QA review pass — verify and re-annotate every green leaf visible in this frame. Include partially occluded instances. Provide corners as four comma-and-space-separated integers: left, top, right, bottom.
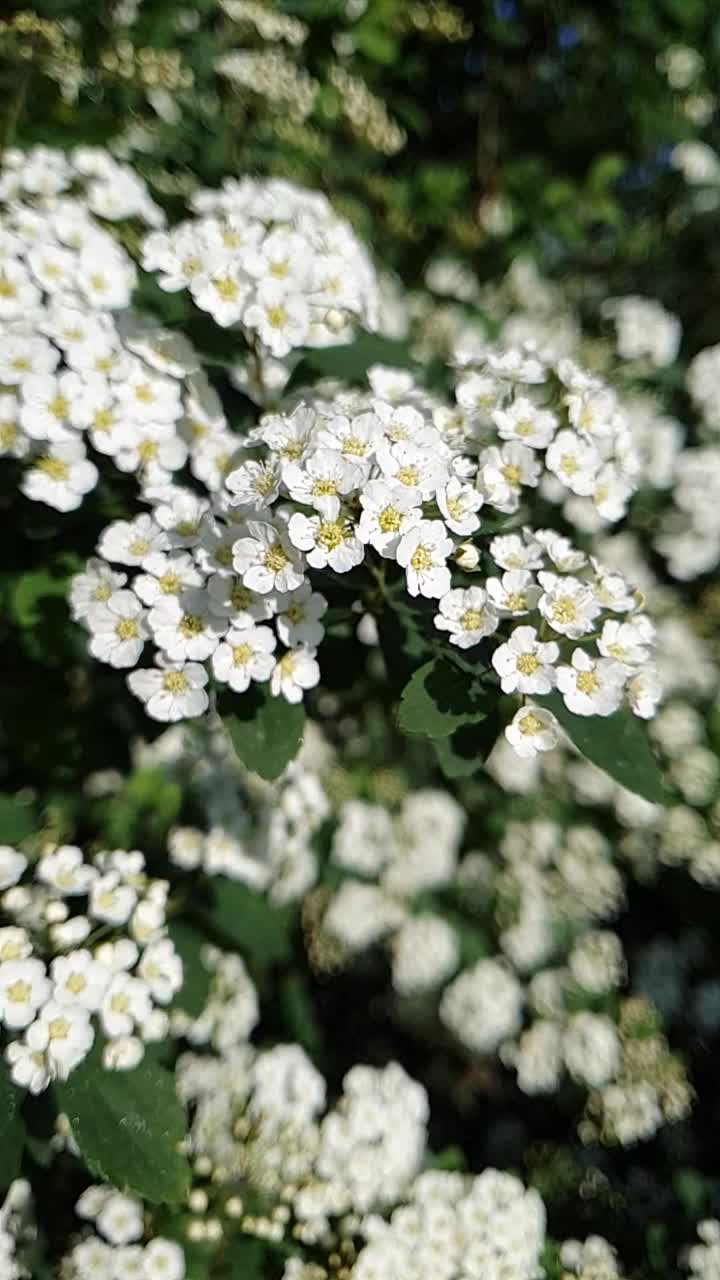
291, 331, 418, 388
0, 792, 37, 843
398, 658, 486, 740
433, 718, 497, 779
11, 562, 77, 628
57, 1055, 191, 1203
536, 693, 672, 804
203, 879, 293, 969
221, 686, 305, 780
0, 1061, 24, 1190
168, 922, 211, 1018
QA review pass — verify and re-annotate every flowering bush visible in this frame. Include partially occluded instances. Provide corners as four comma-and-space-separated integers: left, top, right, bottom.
2, 8, 720, 1280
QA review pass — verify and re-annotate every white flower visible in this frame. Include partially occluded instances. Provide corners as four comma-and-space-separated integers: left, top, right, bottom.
243, 280, 309, 356
537, 572, 602, 638
100, 973, 153, 1038
36, 844, 95, 895
96, 1192, 144, 1245
0, 958, 51, 1029
396, 520, 453, 599
70, 558, 127, 621
556, 649, 626, 717
205, 573, 274, 626
102, 1036, 144, 1071
287, 512, 364, 572
225, 459, 281, 511
546, 430, 600, 495
275, 584, 327, 648
89, 873, 137, 926
434, 587, 499, 648
357, 480, 421, 557
491, 626, 559, 694
51, 952, 110, 1011
282, 449, 364, 519
232, 521, 305, 594
24, 1001, 94, 1080
0, 928, 32, 963
147, 590, 224, 662
377, 439, 447, 499
127, 662, 209, 722
489, 533, 543, 571
6, 1039, 51, 1094
133, 551, 204, 606
211, 624, 277, 692
486, 569, 541, 616
391, 916, 459, 996
315, 410, 382, 463
21, 440, 98, 512
563, 1012, 620, 1088
597, 618, 652, 667
86, 590, 148, 668
505, 704, 560, 758
143, 1238, 186, 1280
0, 848, 27, 891
270, 648, 320, 703
626, 666, 662, 720
98, 514, 167, 566
436, 476, 483, 535
477, 442, 541, 513
492, 396, 558, 447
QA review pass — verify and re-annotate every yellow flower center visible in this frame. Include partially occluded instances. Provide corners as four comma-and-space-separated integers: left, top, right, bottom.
254, 469, 276, 496
516, 652, 540, 675
93, 583, 112, 602
607, 642, 625, 660
396, 466, 419, 487
36, 456, 69, 482
0, 942, 21, 961
515, 421, 534, 438
159, 572, 180, 594
11, 356, 30, 369
163, 671, 189, 694
519, 712, 544, 736
410, 545, 433, 572
317, 520, 346, 551
89, 273, 107, 292
214, 277, 239, 301
116, 618, 139, 641
110, 992, 129, 1014
231, 585, 251, 610
134, 384, 154, 404
285, 604, 304, 623
6, 980, 30, 1003
175, 520, 199, 537
559, 454, 578, 476
446, 496, 464, 519
138, 439, 159, 463
269, 259, 290, 279
552, 598, 578, 625
505, 592, 527, 612
93, 408, 114, 431
342, 435, 366, 457
576, 670, 599, 695
266, 304, 288, 329
378, 506, 402, 534
48, 1016, 70, 1040
282, 442, 303, 460
264, 544, 290, 573
311, 478, 338, 498
179, 614, 205, 638
66, 973, 87, 994
0, 422, 17, 447
232, 643, 254, 667
182, 255, 202, 276
278, 652, 298, 676
215, 545, 233, 567
0, 277, 17, 298
502, 464, 521, 487
48, 395, 69, 419
460, 608, 484, 631
128, 538, 150, 557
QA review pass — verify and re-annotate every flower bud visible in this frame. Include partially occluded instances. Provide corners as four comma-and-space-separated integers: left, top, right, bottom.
454, 542, 480, 570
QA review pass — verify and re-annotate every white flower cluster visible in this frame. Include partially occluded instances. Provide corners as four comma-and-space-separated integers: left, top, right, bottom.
683, 1220, 720, 1278
177, 1044, 428, 1240
142, 176, 380, 355
654, 444, 720, 579
63, 1186, 185, 1280
560, 1234, 626, 1278
0, 147, 173, 511
453, 347, 640, 530
324, 789, 463, 992
603, 295, 681, 368
169, 944, 259, 1052
0, 841, 182, 1092
74, 351, 657, 744
0, 1181, 33, 1280
351, 1168, 546, 1280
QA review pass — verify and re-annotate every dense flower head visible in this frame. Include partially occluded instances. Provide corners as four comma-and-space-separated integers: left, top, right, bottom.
142, 175, 381, 356
0, 841, 181, 1092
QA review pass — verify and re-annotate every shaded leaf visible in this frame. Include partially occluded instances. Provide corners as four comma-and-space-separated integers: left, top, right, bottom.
0, 1061, 24, 1190
221, 686, 305, 781
537, 693, 672, 804
57, 1055, 191, 1204
398, 657, 486, 740
0, 792, 37, 844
